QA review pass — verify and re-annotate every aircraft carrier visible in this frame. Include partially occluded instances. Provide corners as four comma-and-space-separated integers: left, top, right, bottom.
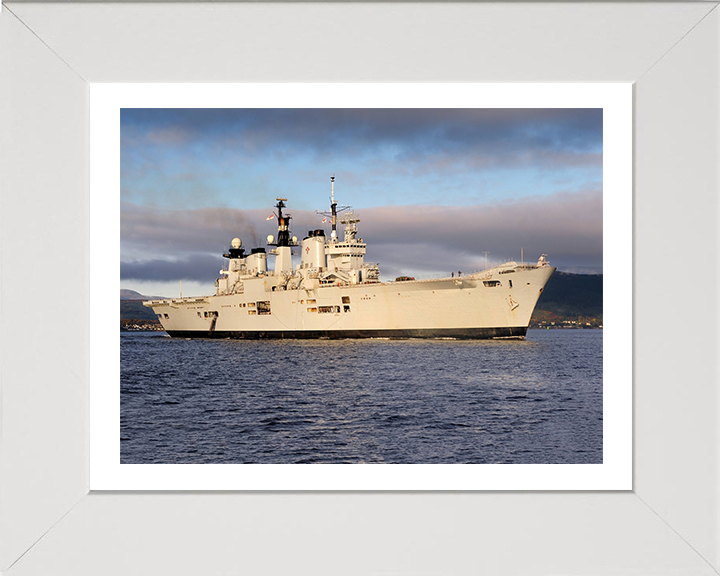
144, 178, 555, 339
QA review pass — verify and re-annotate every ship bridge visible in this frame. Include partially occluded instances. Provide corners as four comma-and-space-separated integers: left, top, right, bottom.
325, 211, 367, 272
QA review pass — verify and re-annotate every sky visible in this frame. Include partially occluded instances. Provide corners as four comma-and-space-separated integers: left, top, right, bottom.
121, 108, 603, 297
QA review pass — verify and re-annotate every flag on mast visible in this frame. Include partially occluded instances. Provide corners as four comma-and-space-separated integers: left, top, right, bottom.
266, 214, 275, 221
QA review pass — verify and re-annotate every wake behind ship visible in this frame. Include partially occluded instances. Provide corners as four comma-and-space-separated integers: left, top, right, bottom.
144, 178, 555, 339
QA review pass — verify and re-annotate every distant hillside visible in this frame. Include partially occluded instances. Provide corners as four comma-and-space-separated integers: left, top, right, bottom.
121, 289, 165, 300
534, 271, 602, 319
120, 300, 160, 321
120, 290, 168, 321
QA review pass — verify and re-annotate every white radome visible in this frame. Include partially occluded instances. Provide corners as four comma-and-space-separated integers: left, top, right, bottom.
231, 238, 242, 249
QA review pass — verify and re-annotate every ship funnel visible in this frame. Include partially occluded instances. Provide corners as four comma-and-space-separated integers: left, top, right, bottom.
246, 250, 267, 273
301, 236, 325, 269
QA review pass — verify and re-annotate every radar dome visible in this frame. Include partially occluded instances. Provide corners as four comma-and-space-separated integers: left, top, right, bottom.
291, 236, 297, 244
267, 234, 275, 245
231, 238, 242, 249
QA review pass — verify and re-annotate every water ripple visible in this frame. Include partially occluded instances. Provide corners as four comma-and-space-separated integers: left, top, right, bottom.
121, 330, 603, 464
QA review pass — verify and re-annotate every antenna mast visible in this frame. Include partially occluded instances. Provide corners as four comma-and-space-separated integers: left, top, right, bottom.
330, 176, 338, 240
316, 176, 350, 242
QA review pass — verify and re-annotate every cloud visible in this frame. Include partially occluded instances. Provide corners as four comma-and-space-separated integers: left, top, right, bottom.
146, 127, 192, 146
120, 108, 604, 284
122, 253, 223, 282
122, 108, 603, 172
123, 108, 601, 147
120, 108, 604, 216
122, 202, 262, 256
359, 190, 602, 275
121, 189, 602, 282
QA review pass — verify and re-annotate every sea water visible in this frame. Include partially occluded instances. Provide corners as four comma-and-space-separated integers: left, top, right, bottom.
121, 330, 602, 464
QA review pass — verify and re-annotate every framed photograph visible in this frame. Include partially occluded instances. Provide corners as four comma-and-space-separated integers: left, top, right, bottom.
2, 2, 718, 575
91, 83, 631, 491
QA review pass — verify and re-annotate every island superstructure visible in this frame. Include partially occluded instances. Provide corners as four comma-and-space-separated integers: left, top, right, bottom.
144, 178, 555, 339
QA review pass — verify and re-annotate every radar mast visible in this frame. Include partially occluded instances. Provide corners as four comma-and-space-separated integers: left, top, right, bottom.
316, 176, 350, 242
268, 197, 292, 247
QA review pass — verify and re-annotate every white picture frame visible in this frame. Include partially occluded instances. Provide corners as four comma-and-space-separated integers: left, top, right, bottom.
1, 2, 718, 574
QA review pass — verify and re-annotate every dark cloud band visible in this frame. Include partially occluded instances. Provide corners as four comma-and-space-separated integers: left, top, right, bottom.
121, 190, 602, 282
